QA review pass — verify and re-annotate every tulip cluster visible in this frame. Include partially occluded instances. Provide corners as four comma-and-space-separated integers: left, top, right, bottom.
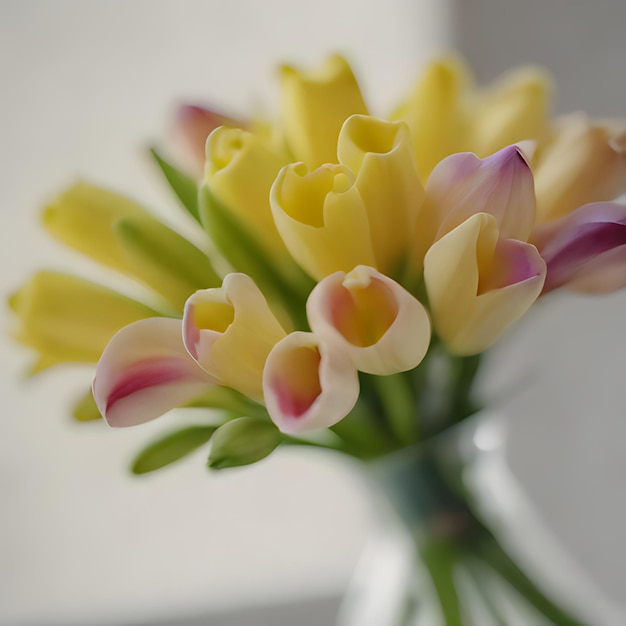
9, 55, 626, 468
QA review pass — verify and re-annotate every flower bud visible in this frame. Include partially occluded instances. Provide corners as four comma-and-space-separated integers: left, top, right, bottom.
183, 273, 286, 403
263, 331, 360, 433
307, 266, 430, 375
424, 213, 545, 354
280, 55, 368, 167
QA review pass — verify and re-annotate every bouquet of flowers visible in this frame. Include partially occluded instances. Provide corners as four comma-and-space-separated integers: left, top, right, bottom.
9, 54, 625, 624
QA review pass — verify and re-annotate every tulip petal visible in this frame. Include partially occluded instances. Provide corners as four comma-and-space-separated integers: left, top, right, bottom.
534, 115, 626, 223
337, 115, 425, 276
535, 202, 626, 293
280, 55, 368, 167
424, 213, 545, 354
270, 162, 376, 280
426, 145, 536, 242
183, 274, 287, 402
307, 266, 431, 375
8, 271, 159, 367
93, 318, 216, 427
263, 332, 359, 433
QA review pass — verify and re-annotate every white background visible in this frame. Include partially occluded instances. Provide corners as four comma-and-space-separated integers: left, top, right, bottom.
1, 1, 625, 624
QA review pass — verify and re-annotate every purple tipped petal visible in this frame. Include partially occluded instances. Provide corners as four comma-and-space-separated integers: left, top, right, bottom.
427, 145, 536, 242
536, 202, 626, 293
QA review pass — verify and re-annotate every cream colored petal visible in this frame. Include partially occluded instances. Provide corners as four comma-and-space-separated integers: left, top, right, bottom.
307, 266, 431, 375
424, 214, 545, 354
93, 318, 215, 427
263, 331, 359, 433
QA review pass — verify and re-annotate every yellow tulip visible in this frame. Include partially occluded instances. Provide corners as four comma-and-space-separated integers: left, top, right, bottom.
533, 115, 626, 224
270, 162, 376, 280
205, 126, 289, 259
424, 214, 545, 355
8, 271, 159, 371
392, 56, 471, 180
337, 115, 425, 277
182, 273, 286, 403
279, 55, 368, 167
469, 66, 552, 158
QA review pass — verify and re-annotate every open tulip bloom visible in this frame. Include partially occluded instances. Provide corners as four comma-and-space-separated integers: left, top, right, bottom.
9, 54, 626, 468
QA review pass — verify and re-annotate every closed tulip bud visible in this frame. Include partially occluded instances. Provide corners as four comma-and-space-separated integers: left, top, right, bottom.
279, 55, 368, 167
426, 145, 536, 243
205, 126, 289, 259
534, 202, 626, 294
93, 318, 216, 427
337, 115, 425, 277
469, 66, 552, 158
270, 162, 376, 280
424, 213, 545, 355
534, 115, 626, 224
8, 272, 159, 371
307, 266, 431, 375
263, 331, 359, 433
183, 273, 286, 403
392, 57, 470, 180
173, 104, 244, 178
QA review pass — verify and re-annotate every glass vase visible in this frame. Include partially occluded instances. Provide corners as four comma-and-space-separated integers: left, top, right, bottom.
337, 412, 592, 626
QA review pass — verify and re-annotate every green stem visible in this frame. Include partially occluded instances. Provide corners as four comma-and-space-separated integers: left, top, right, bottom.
418, 540, 464, 626
371, 372, 419, 446
463, 556, 508, 626
469, 530, 583, 625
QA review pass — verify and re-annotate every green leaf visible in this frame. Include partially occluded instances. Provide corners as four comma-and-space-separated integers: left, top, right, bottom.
208, 417, 281, 469
71, 389, 103, 422
150, 148, 201, 222
131, 425, 217, 474
198, 185, 311, 328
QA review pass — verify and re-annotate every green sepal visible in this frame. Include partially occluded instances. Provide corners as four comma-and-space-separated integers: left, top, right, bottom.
198, 185, 312, 329
131, 425, 217, 474
71, 389, 103, 422
113, 215, 221, 310
150, 148, 201, 222
208, 416, 281, 469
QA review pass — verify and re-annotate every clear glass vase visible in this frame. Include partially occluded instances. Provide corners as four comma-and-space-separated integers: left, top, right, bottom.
337, 412, 593, 626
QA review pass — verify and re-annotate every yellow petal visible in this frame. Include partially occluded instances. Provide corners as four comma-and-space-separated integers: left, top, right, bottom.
337, 115, 425, 276
270, 162, 376, 280
392, 56, 471, 180
280, 55, 368, 167
183, 273, 287, 402
42, 181, 147, 272
205, 126, 289, 259
8, 271, 159, 366
424, 214, 545, 354
533, 115, 626, 224
469, 66, 552, 157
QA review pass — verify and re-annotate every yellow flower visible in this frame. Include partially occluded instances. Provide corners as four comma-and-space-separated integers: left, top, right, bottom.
424, 214, 545, 355
42, 182, 219, 310
533, 115, 626, 225
9, 271, 159, 372
182, 274, 287, 403
279, 55, 368, 167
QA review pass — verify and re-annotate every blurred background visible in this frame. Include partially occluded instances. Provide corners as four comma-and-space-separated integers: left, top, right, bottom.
1, 1, 625, 624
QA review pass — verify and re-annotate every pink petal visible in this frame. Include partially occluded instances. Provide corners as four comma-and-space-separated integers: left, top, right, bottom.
263, 332, 359, 433
93, 318, 216, 427
427, 145, 536, 242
